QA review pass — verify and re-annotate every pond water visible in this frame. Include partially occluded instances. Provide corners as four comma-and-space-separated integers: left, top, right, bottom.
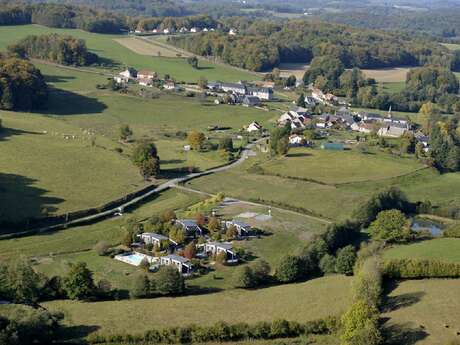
411, 217, 444, 236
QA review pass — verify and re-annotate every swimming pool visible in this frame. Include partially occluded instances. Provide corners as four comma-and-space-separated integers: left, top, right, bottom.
114, 252, 157, 266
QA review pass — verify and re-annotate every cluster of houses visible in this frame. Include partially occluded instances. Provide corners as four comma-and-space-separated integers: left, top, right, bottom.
114, 68, 177, 90
208, 81, 274, 106
131, 27, 238, 36
115, 218, 254, 275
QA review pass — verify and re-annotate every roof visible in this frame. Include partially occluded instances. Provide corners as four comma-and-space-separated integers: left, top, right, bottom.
228, 220, 251, 228
138, 70, 155, 75
176, 219, 199, 227
289, 105, 308, 113
141, 232, 169, 241
243, 95, 260, 104
163, 254, 191, 264
207, 242, 233, 251
221, 82, 246, 90
247, 87, 273, 93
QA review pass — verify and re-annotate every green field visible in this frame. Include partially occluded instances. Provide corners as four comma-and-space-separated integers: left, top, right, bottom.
383, 279, 460, 345
380, 81, 406, 94
384, 238, 460, 263
43, 275, 352, 336
259, 148, 423, 184
0, 25, 257, 83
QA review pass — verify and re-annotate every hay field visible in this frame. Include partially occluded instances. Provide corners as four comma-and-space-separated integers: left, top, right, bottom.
114, 37, 189, 57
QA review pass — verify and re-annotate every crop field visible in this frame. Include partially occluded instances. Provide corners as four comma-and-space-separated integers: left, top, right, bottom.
258, 148, 424, 185
43, 275, 352, 336
0, 25, 258, 82
277, 63, 309, 79
384, 239, 460, 263
361, 67, 410, 83
382, 279, 460, 345
114, 37, 189, 57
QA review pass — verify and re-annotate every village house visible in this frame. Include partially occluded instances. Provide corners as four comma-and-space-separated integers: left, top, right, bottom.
415, 132, 430, 152
137, 70, 157, 80
179, 27, 188, 33
278, 110, 308, 129
208, 82, 273, 100
242, 95, 261, 107
174, 219, 203, 237
137, 232, 172, 248
229, 28, 237, 36
247, 87, 274, 101
246, 121, 262, 132
289, 134, 308, 147
190, 27, 198, 33
114, 68, 137, 84
224, 220, 252, 237
163, 81, 176, 90
202, 242, 238, 263
138, 78, 153, 87
289, 105, 309, 116
351, 122, 374, 134
377, 122, 409, 138
160, 254, 193, 275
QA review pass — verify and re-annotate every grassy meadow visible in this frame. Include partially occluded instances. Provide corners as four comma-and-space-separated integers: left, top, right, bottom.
43, 275, 352, 336
384, 238, 460, 263
0, 25, 257, 83
383, 279, 460, 345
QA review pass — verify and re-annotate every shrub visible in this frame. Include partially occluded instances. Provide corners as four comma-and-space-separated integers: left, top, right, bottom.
275, 255, 303, 283
340, 300, 382, 345
94, 241, 110, 256
233, 266, 255, 288
383, 258, 460, 279
251, 260, 271, 284
368, 209, 411, 243
130, 274, 152, 299
352, 257, 382, 308
319, 254, 336, 274
444, 222, 460, 238
335, 245, 357, 275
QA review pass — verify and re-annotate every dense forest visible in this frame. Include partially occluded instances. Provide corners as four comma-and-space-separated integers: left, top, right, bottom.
168, 19, 452, 71
0, 57, 48, 111
0, 2, 127, 33
8, 34, 99, 66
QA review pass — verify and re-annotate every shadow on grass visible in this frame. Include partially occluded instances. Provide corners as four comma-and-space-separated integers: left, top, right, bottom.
285, 152, 312, 158
38, 88, 107, 116
0, 127, 44, 142
381, 321, 429, 345
0, 173, 64, 232
60, 324, 100, 340
383, 291, 425, 313
44, 75, 76, 84
161, 159, 186, 165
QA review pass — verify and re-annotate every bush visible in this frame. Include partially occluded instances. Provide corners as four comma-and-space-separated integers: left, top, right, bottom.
94, 241, 110, 256
130, 274, 152, 299
233, 266, 255, 288
444, 222, 460, 238
319, 254, 337, 274
383, 258, 460, 279
275, 255, 303, 283
352, 257, 382, 308
335, 245, 357, 275
251, 260, 271, 284
340, 300, 382, 345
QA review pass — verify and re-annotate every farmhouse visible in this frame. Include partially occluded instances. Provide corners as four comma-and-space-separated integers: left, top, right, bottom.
120, 68, 137, 79
174, 219, 203, 237
208, 82, 273, 100
202, 242, 238, 263
220, 82, 247, 94
246, 121, 262, 132
138, 78, 153, 87
242, 95, 261, 107
160, 255, 193, 275
137, 70, 156, 80
278, 110, 308, 129
225, 220, 252, 237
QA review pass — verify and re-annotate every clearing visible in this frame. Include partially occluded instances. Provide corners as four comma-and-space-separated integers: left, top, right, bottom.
43, 275, 352, 336
383, 279, 460, 345
384, 238, 460, 263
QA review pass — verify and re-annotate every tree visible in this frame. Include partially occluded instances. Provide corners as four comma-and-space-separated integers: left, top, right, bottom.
155, 266, 184, 295
160, 210, 176, 223
4, 258, 41, 303
369, 209, 410, 243
130, 274, 151, 298
418, 102, 440, 134
119, 124, 133, 141
233, 266, 255, 288
187, 56, 199, 69
64, 262, 96, 301
207, 216, 220, 233
285, 75, 296, 87
251, 260, 271, 284
340, 300, 381, 345
275, 255, 302, 283
132, 141, 160, 178
225, 225, 238, 240
140, 156, 160, 179
218, 137, 233, 152
187, 130, 206, 151
169, 227, 186, 245
198, 76, 207, 89
319, 254, 337, 274
296, 93, 306, 107
335, 245, 357, 275
183, 242, 197, 260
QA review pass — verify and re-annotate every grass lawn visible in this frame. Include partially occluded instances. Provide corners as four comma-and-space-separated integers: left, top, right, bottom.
259, 148, 424, 185
384, 238, 460, 263
43, 275, 352, 336
0, 25, 257, 83
382, 279, 460, 345
380, 81, 406, 94
0, 189, 204, 260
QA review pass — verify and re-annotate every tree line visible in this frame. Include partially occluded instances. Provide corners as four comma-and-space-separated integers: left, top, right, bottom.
135, 14, 217, 32
8, 34, 99, 66
168, 18, 451, 72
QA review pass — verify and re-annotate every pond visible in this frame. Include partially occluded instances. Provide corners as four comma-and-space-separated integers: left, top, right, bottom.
411, 217, 444, 236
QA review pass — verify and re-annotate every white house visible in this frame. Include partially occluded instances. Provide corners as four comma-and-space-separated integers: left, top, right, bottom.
137, 70, 156, 80
377, 122, 409, 138
152, 29, 158, 33
246, 121, 262, 132
164, 81, 176, 90
203, 28, 209, 32
163, 28, 170, 34
248, 87, 273, 101
160, 255, 193, 275
229, 28, 237, 36
137, 232, 171, 247
119, 68, 137, 79
190, 27, 198, 33
138, 78, 153, 87
289, 134, 306, 147
225, 220, 252, 237
202, 242, 238, 263
179, 27, 188, 33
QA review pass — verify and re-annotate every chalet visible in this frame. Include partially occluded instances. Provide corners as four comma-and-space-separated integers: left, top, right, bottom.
247, 87, 273, 101
160, 255, 193, 275
174, 219, 203, 237
137, 70, 156, 80
138, 232, 173, 247
202, 242, 238, 263
246, 121, 262, 132
289, 134, 307, 147
242, 95, 261, 107
225, 220, 252, 237
377, 122, 408, 138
